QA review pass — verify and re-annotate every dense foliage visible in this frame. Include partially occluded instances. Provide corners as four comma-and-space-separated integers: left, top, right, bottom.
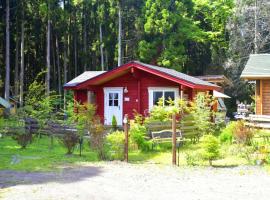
0, 0, 235, 109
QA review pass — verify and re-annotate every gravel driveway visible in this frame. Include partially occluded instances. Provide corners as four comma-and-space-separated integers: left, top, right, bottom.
1, 162, 270, 200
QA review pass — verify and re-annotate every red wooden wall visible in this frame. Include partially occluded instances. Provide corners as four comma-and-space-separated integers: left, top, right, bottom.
74, 70, 199, 123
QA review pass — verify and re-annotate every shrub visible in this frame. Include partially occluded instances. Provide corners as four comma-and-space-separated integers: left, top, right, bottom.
106, 131, 125, 160
10, 119, 33, 149
112, 115, 117, 131
185, 152, 200, 166
12, 132, 33, 149
189, 93, 216, 135
233, 121, 254, 145
219, 122, 235, 144
59, 132, 79, 154
89, 118, 107, 160
129, 123, 150, 151
201, 135, 220, 166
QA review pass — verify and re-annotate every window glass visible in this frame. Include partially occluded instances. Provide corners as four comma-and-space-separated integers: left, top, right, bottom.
153, 91, 163, 105
164, 91, 175, 105
109, 93, 113, 100
114, 100, 118, 106
114, 93, 118, 100
109, 100, 113, 106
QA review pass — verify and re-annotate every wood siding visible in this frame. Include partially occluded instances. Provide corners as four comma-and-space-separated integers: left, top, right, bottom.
255, 79, 270, 115
262, 80, 270, 115
74, 70, 213, 123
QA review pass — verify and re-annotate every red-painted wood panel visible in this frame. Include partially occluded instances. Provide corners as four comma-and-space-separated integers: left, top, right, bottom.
74, 69, 212, 123
75, 90, 87, 104
95, 73, 138, 122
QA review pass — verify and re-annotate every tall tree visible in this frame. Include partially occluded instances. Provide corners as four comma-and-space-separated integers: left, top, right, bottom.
117, 4, 122, 66
46, 0, 51, 96
5, 0, 10, 101
20, 3, 25, 106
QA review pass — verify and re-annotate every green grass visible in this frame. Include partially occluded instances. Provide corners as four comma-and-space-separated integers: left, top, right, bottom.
0, 136, 256, 172
0, 136, 99, 171
129, 142, 249, 167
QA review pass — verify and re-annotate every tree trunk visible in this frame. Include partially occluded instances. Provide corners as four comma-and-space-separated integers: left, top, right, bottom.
254, 0, 258, 53
46, 3, 51, 96
56, 36, 61, 96
117, 6, 122, 67
14, 30, 20, 98
5, 0, 10, 101
52, 34, 56, 92
83, 3, 87, 71
74, 10, 78, 76
99, 24, 104, 71
20, 13, 25, 106
64, 40, 68, 111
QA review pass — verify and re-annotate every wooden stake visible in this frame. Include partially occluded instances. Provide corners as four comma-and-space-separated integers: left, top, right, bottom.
172, 114, 177, 165
123, 114, 129, 162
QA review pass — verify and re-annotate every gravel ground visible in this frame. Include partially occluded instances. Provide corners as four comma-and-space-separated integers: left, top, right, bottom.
1, 162, 270, 200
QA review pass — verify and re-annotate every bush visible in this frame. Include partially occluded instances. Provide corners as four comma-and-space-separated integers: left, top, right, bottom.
59, 132, 79, 154
89, 118, 107, 160
12, 132, 33, 149
112, 115, 117, 131
185, 152, 200, 166
233, 120, 254, 145
201, 135, 220, 166
106, 131, 125, 160
130, 123, 150, 151
189, 93, 215, 135
219, 122, 235, 144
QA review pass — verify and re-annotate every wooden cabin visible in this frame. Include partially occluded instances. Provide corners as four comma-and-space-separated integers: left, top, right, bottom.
64, 61, 220, 125
241, 54, 270, 115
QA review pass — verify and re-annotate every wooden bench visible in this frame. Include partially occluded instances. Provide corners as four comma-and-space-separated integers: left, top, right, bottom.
151, 129, 183, 148
180, 115, 199, 143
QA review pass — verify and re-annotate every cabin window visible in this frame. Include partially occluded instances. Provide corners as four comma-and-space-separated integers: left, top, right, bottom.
148, 87, 179, 109
87, 91, 95, 104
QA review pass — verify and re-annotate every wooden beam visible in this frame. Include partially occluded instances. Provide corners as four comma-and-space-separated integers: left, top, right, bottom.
260, 80, 263, 115
172, 114, 177, 165
137, 79, 141, 113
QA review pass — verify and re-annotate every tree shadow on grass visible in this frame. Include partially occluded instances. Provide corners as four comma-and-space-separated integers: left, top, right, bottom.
212, 164, 239, 168
0, 165, 103, 189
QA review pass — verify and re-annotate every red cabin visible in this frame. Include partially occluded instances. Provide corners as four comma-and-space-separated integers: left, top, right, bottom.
64, 61, 220, 125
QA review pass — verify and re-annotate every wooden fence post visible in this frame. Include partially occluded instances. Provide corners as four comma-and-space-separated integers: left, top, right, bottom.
123, 114, 129, 162
172, 113, 176, 165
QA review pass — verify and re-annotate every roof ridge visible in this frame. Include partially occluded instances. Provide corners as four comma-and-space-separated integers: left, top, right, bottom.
133, 60, 218, 88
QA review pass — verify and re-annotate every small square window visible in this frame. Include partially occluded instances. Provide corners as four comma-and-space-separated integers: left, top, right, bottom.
109, 100, 113, 106
153, 91, 163, 105
164, 91, 175, 105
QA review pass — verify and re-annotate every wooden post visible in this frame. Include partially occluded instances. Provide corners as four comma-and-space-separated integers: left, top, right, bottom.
123, 114, 129, 162
172, 114, 176, 165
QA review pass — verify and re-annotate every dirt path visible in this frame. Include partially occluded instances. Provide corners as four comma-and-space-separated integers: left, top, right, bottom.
1, 163, 270, 200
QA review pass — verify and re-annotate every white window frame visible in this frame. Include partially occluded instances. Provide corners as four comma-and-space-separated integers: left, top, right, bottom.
148, 87, 180, 110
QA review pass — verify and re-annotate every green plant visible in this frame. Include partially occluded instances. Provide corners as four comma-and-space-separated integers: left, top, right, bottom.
219, 122, 235, 144
66, 102, 96, 156
106, 131, 125, 160
201, 135, 220, 166
89, 118, 107, 160
233, 120, 254, 145
112, 115, 117, 131
59, 132, 79, 154
130, 123, 150, 152
190, 93, 216, 136
185, 152, 200, 166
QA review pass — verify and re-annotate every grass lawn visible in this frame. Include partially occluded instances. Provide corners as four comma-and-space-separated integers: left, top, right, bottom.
129, 142, 249, 167
0, 136, 252, 172
0, 136, 99, 171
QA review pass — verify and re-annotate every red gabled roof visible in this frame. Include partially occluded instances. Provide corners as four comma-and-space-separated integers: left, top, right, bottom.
64, 61, 220, 90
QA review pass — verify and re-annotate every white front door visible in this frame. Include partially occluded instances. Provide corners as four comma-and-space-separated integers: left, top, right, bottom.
104, 87, 123, 125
